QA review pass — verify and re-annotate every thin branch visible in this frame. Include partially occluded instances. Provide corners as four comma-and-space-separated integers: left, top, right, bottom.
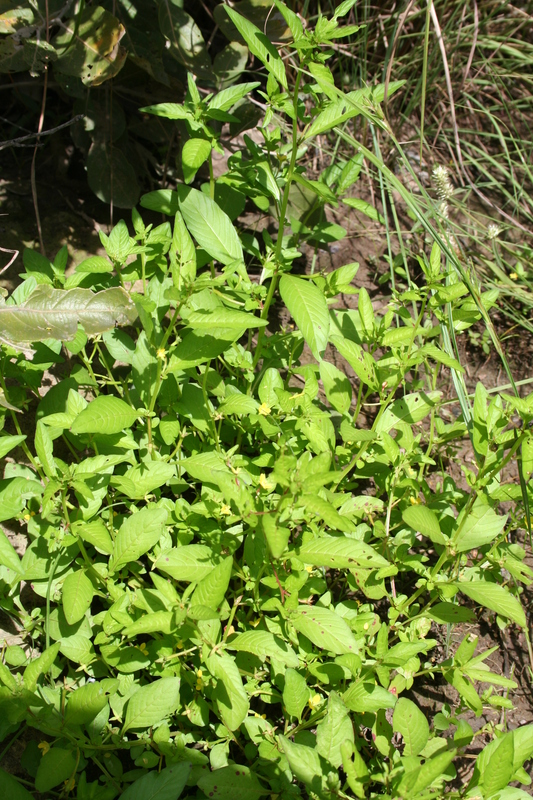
0, 114, 85, 151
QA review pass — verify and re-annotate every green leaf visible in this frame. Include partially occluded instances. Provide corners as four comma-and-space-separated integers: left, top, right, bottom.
124, 678, 181, 731
343, 197, 384, 224
316, 691, 354, 768
23, 643, 61, 691
0, 434, 26, 459
158, 5, 211, 77
140, 189, 180, 215
376, 391, 442, 432
71, 519, 113, 555
34, 419, 56, 478
429, 603, 476, 624
71, 396, 139, 436
228, 630, 299, 667
62, 570, 94, 625
121, 764, 191, 800
279, 737, 323, 791
35, 748, 76, 793
110, 507, 168, 573
402, 505, 445, 545
178, 187, 243, 265
279, 275, 330, 360
198, 765, 265, 800
392, 697, 429, 756
53, 5, 126, 85
103, 328, 136, 365
0, 768, 34, 800
225, 7, 287, 89
87, 143, 140, 209
208, 653, 249, 731
65, 679, 118, 726
299, 535, 388, 569
0, 286, 136, 346
155, 545, 216, 582
0, 528, 23, 576
191, 556, 232, 611
343, 680, 396, 713
123, 611, 176, 637
456, 581, 526, 627
182, 138, 212, 185
319, 360, 352, 413
399, 748, 457, 796
283, 668, 309, 719
291, 606, 360, 655
452, 499, 507, 552
330, 333, 379, 390
112, 461, 176, 500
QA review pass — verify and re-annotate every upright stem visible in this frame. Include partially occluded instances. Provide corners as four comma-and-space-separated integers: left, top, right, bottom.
252, 70, 302, 371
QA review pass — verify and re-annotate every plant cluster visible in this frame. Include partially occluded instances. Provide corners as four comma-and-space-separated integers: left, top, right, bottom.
0, 2, 533, 799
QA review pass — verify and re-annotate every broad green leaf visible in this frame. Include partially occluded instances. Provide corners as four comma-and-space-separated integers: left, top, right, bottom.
452, 499, 507, 552
110, 507, 168, 573
399, 748, 456, 797
0, 768, 34, 800
343, 680, 396, 713
0, 434, 26, 459
0, 286, 136, 346
123, 611, 176, 637
376, 391, 442, 432
140, 189, 180, 215
456, 581, 526, 627
158, 5, 211, 76
121, 764, 191, 800
291, 606, 360, 655
191, 556, 232, 610
402, 505, 446, 545
316, 691, 354, 768
429, 603, 475, 624
280, 274, 329, 360
279, 737, 323, 790
65, 679, 118, 726
198, 764, 265, 800
35, 748, 76, 793
178, 187, 243, 265
155, 545, 216, 582
182, 138, 212, 184
53, 5, 126, 85
319, 360, 352, 413
209, 82, 261, 112
23, 643, 61, 691
124, 677, 181, 731
71, 396, 139, 436
71, 519, 113, 555
299, 535, 388, 569
283, 668, 309, 719
62, 570, 94, 625
343, 197, 385, 224
220, 393, 260, 416
392, 697, 429, 756
103, 328, 136, 365
0, 528, 23, 576
208, 653, 249, 731
59, 635, 95, 665
330, 333, 379, 390
228, 630, 299, 667
225, 7, 287, 89
111, 461, 175, 500
34, 419, 56, 477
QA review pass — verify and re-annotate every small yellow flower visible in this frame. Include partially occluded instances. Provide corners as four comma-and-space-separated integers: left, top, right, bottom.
510, 272, 518, 280
176, 640, 184, 649
249, 618, 261, 627
64, 777, 76, 791
258, 402, 271, 416
308, 693, 322, 709
38, 741, 50, 755
305, 565, 314, 574
220, 504, 232, 516
258, 473, 274, 491
138, 642, 148, 654
157, 347, 167, 360
410, 495, 421, 505
197, 669, 203, 678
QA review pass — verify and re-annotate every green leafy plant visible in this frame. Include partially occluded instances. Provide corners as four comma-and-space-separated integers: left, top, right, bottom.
0, 2, 532, 799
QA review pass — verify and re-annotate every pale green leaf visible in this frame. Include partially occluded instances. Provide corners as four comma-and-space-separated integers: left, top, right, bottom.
299, 535, 388, 569
280, 274, 329, 360
228, 630, 299, 667
155, 545, 216, 582
71, 395, 139, 436
291, 606, 360, 655
316, 691, 354, 768
178, 187, 243, 265
456, 581, 526, 627
124, 677, 181, 731
392, 697, 429, 756
62, 570, 94, 625
225, 7, 287, 89
110, 507, 168, 573
120, 764, 191, 800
